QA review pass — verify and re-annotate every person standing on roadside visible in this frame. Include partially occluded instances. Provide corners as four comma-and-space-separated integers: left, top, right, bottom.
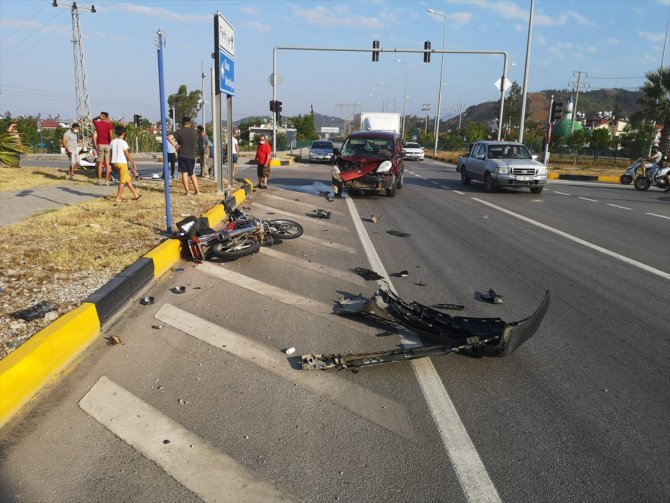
164, 135, 177, 181
168, 117, 201, 196
255, 134, 272, 189
197, 125, 210, 178
62, 122, 80, 180
232, 131, 239, 178
110, 126, 141, 203
93, 111, 114, 185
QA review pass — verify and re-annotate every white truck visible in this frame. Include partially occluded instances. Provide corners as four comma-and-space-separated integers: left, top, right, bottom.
353, 112, 401, 134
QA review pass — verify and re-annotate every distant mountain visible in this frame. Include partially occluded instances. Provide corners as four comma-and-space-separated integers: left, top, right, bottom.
444, 88, 644, 129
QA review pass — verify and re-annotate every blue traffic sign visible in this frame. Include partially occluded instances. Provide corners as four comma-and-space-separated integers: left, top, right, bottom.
219, 51, 235, 96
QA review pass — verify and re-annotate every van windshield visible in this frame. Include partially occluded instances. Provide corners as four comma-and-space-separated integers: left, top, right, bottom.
341, 137, 393, 158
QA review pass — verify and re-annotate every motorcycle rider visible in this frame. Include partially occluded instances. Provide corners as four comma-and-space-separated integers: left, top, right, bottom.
641, 145, 662, 177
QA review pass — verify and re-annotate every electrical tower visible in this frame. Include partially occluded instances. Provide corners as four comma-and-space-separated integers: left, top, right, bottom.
53, 1, 96, 145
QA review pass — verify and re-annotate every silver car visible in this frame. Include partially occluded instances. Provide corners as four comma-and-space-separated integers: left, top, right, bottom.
308, 140, 334, 163
458, 141, 547, 194
403, 141, 425, 160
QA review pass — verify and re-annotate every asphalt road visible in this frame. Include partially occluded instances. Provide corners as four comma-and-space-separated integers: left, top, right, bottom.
1, 158, 668, 503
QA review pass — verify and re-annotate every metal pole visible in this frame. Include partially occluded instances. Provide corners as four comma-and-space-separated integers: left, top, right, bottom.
155, 30, 171, 234
212, 67, 224, 193
227, 95, 234, 188
398, 59, 409, 139
544, 95, 553, 166
201, 60, 206, 129
430, 11, 447, 157
272, 47, 278, 156
457, 103, 464, 130
518, 0, 534, 144
497, 53, 507, 141
570, 71, 583, 135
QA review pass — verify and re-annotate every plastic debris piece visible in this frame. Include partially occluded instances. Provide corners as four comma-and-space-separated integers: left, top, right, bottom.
173, 267, 185, 272
285, 347, 296, 355
151, 325, 163, 330
171, 286, 186, 294
386, 230, 411, 237
107, 335, 122, 346
12, 300, 57, 322
431, 303, 465, 311
481, 289, 504, 304
371, 215, 381, 223
352, 267, 384, 281
308, 209, 332, 219
389, 270, 409, 278
414, 281, 427, 287
140, 296, 154, 305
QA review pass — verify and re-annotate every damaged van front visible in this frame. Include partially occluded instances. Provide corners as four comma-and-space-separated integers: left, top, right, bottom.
331, 131, 405, 198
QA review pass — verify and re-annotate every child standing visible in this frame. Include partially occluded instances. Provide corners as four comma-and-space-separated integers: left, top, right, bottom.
110, 126, 142, 203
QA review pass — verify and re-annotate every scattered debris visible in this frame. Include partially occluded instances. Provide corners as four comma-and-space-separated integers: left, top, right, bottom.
371, 215, 382, 224
301, 285, 550, 370
389, 270, 409, 278
12, 300, 57, 322
285, 347, 296, 355
480, 289, 504, 304
173, 267, 185, 273
431, 303, 465, 311
171, 286, 186, 294
163, 439, 170, 444
352, 267, 384, 281
151, 325, 163, 330
178, 398, 188, 405
140, 296, 155, 305
107, 335, 122, 346
307, 209, 332, 219
319, 191, 335, 202
386, 230, 411, 237
414, 281, 426, 287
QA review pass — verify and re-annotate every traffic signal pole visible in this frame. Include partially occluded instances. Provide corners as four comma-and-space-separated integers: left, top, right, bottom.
544, 95, 553, 166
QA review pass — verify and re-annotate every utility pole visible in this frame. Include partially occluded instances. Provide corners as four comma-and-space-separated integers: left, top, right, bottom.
518, 0, 534, 144
53, 1, 95, 147
570, 70, 588, 134
456, 103, 465, 130
421, 104, 431, 135
200, 60, 206, 129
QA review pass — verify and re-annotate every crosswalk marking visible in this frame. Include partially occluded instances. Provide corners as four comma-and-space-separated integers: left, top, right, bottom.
259, 247, 367, 286
197, 262, 381, 336
79, 376, 298, 503
251, 203, 349, 231
156, 304, 415, 439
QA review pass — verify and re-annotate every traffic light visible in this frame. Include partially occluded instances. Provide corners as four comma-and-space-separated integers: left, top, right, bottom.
551, 101, 563, 122
372, 40, 380, 62
168, 109, 174, 119
423, 41, 431, 63
269, 100, 276, 112
133, 114, 142, 127
276, 101, 283, 123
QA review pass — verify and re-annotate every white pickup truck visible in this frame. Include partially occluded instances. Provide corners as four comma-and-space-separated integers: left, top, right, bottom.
457, 141, 547, 194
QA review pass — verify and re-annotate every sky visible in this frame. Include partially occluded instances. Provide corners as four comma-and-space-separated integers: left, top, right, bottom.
1, 0, 670, 125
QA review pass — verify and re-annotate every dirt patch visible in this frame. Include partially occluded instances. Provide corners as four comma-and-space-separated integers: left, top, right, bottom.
0, 166, 76, 192
0, 175, 235, 359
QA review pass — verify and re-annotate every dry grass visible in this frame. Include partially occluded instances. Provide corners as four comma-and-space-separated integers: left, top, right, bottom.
0, 175, 232, 358
0, 166, 77, 192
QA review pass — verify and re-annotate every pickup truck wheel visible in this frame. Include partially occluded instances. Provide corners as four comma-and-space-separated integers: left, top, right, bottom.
386, 176, 397, 197
484, 172, 498, 193
530, 186, 544, 194
460, 167, 471, 185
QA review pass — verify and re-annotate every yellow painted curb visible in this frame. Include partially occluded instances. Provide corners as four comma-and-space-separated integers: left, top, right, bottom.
203, 204, 225, 227
270, 158, 293, 167
0, 303, 100, 429
144, 238, 182, 278
598, 175, 619, 184
548, 173, 560, 179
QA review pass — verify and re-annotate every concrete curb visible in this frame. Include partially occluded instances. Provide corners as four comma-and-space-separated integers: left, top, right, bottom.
0, 179, 254, 429
270, 157, 293, 167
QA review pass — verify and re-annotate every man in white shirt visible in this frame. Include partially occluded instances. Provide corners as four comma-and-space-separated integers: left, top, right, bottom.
61, 123, 80, 180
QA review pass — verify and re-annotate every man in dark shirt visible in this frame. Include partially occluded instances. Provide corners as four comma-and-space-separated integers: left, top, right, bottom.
168, 117, 200, 196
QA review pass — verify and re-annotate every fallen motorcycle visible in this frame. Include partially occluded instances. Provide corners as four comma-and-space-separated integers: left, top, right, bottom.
301, 284, 550, 370
633, 162, 670, 191
222, 199, 303, 245
175, 215, 261, 262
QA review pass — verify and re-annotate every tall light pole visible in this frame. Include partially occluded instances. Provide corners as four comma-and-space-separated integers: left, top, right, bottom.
428, 8, 447, 157
397, 59, 409, 139
518, 0, 534, 143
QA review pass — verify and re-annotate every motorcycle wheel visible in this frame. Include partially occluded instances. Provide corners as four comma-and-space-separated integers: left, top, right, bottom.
268, 219, 303, 239
620, 174, 633, 185
633, 176, 651, 191
208, 236, 261, 260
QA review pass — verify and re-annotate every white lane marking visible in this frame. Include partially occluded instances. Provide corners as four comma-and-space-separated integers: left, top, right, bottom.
197, 262, 383, 337
553, 191, 571, 196
251, 203, 349, 231
439, 185, 452, 190
79, 377, 297, 503
607, 204, 632, 211
259, 247, 367, 286
300, 234, 357, 254
453, 190, 466, 195
472, 198, 670, 280
346, 197, 502, 503
156, 305, 415, 439
261, 193, 345, 216
645, 212, 670, 220
578, 196, 599, 203
430, 180, 440, 185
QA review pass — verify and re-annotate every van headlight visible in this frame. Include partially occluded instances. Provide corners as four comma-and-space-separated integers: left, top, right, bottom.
497, 166, 509, 174
377, 160, 392, 174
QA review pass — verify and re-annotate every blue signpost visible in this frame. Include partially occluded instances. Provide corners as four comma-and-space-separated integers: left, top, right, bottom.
219, 51, 235, 96
155, 30, 171, 234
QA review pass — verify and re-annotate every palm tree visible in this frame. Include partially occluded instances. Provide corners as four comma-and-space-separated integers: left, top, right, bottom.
637, 68, 670, 155
0, 132, 29, 167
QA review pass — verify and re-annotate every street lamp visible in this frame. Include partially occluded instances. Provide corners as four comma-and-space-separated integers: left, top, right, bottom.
397, 59, 409, 139
427, 8, 447, 157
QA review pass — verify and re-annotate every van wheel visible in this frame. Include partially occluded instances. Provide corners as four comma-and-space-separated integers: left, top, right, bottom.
396, 170, 404, 189
460, 167, 471, 185
484, 172, 498, 193
386, 176, 397, 197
